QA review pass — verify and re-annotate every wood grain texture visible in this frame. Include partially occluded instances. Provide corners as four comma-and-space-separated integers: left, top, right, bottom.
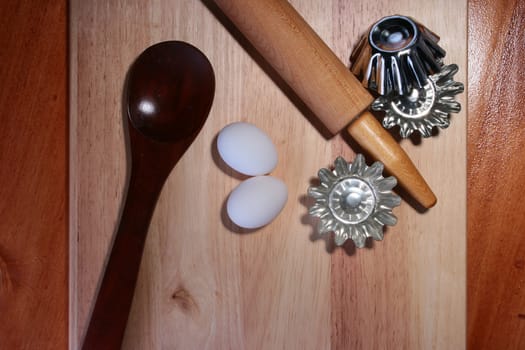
6, 0, 525, 348
70, 0, 465, 349
467, 1, 525, 349
0, 0, 68, 349
214, 0, 373, 135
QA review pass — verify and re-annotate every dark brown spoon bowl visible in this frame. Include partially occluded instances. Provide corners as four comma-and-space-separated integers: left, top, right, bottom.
82, 41, 215, 350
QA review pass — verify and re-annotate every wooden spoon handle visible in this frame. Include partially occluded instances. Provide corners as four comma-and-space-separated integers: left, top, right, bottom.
82, 170, 165, 350
214, 0, 437, 208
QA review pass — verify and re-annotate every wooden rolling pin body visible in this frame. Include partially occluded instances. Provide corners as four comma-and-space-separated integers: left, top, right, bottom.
214, 0, 436, 208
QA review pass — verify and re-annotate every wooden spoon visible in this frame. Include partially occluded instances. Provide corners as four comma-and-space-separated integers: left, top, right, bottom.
82, 41, 215, 350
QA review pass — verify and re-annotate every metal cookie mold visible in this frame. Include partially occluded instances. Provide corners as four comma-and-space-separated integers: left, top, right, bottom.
308, 155, 401, 248
371, 64, 464, 138
351, 15, 445, 96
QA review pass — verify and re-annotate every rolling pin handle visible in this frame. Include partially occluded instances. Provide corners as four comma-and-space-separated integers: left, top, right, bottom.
347, 111, 437, 208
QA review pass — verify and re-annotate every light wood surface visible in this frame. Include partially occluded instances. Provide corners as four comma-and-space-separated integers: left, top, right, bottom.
215, 0, 373, 134
70, 0, 466, 349
467, 0, 525, 348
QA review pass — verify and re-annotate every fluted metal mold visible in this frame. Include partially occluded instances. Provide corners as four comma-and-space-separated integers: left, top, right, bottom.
308, 155, 401, 248
371, 64, 464, 138
350, 15, 445, 96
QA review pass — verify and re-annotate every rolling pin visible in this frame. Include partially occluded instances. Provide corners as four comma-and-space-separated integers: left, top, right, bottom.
214, 0, 437, 208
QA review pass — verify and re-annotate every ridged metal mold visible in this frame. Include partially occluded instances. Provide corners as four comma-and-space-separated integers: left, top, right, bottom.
371, 64, 464, 138
308, 155, 401, 248
351, 15, 445, 96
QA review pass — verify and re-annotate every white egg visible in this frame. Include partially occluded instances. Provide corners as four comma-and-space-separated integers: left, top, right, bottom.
217, 122, 278, 176
227, 176, 288, 229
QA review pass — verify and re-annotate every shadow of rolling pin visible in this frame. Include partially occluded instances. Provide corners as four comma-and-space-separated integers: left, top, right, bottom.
213, 0, 437, 209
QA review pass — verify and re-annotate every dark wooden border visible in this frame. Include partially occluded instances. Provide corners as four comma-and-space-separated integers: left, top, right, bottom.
467, 1, 525, 348
0, 1, 68, 349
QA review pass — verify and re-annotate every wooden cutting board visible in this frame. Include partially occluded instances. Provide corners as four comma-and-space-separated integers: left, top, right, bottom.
70, 0, 466, 349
